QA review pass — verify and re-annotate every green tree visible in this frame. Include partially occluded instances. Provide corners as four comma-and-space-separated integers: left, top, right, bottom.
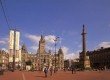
25, 60, 32, 65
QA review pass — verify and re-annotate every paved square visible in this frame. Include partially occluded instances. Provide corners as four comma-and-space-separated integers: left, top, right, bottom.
0, 70, 110, 80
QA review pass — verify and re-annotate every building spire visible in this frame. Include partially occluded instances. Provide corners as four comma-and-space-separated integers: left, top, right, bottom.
58, 47, 64, 55
40, 34, 45, 42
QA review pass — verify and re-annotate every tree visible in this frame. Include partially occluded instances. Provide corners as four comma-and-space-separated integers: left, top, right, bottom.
25, 60, 32, 65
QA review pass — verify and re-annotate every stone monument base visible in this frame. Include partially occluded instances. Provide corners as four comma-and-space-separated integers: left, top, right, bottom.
84, 56, 91, 70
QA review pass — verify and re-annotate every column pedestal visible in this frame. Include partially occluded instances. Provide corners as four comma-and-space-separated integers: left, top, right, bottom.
84, 56, 91, 70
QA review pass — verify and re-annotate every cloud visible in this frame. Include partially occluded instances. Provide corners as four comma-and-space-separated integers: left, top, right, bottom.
25, 34, 40, 44
62, 46, 69, 54
62, 46, 81, 60
25, 34, 58, 44
1, 48, 9, 53
45, 35, 61, 45
45, 35, 56, 44
30, 46, 39, 52
0, 37, 9, 45
64, 53, 74, 59
25, 33, 61, 52
25, 33, 80, 59
0, 41, 6, 44
98, 42, 110, 48
64, 51, 81, 60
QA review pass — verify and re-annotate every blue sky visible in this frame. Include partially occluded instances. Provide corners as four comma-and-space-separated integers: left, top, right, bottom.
0, 0, 110, 59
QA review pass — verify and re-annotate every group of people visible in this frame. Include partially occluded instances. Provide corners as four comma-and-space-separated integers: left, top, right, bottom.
43, 66, 55, 78
64, 67, 76, 74
43, 66, 76, 78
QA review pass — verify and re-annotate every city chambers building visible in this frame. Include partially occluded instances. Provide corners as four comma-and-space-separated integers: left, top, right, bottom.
21, 35, 64, 70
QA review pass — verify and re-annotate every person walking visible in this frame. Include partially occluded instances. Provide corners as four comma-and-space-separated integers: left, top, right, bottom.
71, 67, 74, 74
54, 67, 56, 73
64, 68, 66, 72
43, 66, 48, 78
73, 67, 76, 74
72, 67, 76, 74
50, 67, 53, 76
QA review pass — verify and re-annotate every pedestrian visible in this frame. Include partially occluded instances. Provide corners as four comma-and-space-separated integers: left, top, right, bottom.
49, 67, 53, 76
73, 67, 76, 74
64, 68, 66, 72
72, 67, 76, 74
54, 67, 56, 73
43, 67, 48, 78
98, 66, 101, 73
71, 67, 74, 74
104, 66, 106, 71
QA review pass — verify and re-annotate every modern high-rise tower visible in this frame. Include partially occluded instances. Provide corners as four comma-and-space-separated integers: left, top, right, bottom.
9, 30, 20, 66
9, 30, 14, 63
15, 31, 20, 62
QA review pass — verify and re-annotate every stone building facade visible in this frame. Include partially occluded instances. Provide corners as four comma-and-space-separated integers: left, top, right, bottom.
21, 35, 64, 70
86, 47, 110, 69
0, 50, 9, 70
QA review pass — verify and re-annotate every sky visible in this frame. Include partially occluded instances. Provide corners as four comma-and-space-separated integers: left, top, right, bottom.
0, 0, 110, 59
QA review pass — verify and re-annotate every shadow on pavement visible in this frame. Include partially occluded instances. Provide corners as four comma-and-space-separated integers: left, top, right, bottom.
34, 76, 45, 78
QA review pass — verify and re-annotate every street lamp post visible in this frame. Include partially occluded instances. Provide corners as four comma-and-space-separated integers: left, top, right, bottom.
54, 36, 59, 73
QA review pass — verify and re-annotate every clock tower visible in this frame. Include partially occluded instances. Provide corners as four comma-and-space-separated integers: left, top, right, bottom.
39, 35, 45, 54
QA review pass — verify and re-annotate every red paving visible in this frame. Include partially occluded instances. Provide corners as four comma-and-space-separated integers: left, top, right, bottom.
0, 70, 110, 80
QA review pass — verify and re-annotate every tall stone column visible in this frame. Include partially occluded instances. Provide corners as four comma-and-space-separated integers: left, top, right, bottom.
82, 24, 86, 59
81, 24, 91, 69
